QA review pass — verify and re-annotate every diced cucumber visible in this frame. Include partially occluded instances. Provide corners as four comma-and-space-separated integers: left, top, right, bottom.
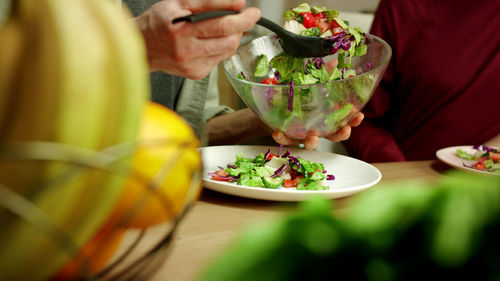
239, 174, 265, 187
262, 176, 284, 189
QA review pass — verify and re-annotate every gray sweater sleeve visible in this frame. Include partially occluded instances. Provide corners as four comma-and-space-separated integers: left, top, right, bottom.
176, 69, 233, 144
123, 0, 185, 110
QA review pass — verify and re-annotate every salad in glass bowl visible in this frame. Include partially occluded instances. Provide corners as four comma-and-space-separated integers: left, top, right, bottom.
222, 3, 391, 140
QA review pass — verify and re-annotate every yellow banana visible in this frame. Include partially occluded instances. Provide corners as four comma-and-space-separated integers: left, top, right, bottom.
87, 0, 201, 233
0, 0, 149, 280
0, 0, 58, 195
0, 4, 44, 197
0, 6, 26, 129
85, 0, 149, 147
80, 0, 150, 240
0, 1, 113, 280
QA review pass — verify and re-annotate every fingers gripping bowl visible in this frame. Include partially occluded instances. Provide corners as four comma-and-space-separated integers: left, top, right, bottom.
222, 34, 392, 140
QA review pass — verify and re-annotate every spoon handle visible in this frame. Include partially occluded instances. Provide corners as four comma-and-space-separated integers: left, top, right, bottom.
173, 11, 293, 39
172, 10, 238, 23
172, 11, 329, 57
256, 17, 290, 38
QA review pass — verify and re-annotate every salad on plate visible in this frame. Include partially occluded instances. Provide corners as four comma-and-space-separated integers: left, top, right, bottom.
455, 145, 500, 174
208, 145, 335, 191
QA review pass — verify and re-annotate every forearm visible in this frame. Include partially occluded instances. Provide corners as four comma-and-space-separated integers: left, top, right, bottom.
206, 108, 271, 146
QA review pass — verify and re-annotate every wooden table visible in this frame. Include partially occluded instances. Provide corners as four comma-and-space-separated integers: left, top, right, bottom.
113, 160, 452, 281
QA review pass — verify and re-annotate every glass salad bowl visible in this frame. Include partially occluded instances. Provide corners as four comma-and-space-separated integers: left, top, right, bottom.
222, 34, 392, 140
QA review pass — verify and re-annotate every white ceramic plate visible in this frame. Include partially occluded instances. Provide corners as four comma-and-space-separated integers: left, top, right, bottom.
436, 145, 499, 176
200, 145, 382, 201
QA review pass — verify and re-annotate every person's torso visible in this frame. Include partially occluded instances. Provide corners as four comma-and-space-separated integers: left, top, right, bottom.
372, 0, 500, 160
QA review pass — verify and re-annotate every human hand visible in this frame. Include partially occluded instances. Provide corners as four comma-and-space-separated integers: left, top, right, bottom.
271, 112, 364, 150
135, 0, 261, 80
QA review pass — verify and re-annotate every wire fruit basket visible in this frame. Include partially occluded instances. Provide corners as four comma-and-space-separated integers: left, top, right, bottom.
0, 139, 202, 281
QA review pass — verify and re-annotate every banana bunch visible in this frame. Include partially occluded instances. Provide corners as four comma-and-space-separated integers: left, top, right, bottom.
0, 0, 150, 280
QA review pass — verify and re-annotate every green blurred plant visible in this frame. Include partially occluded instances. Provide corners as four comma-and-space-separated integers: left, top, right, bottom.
198, 171, 500, 281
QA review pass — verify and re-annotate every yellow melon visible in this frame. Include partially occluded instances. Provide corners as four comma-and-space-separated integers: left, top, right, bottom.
108, 102, 202, 229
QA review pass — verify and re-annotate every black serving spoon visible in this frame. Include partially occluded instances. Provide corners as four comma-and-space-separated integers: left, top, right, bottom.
173, 10, 335, 58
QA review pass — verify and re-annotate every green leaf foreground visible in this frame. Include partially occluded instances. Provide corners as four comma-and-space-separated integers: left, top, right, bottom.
198, 171, 500, 281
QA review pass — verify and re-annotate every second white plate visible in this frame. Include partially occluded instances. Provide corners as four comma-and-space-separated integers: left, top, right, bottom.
436, 145, 499, 176
200, 145, 382, 201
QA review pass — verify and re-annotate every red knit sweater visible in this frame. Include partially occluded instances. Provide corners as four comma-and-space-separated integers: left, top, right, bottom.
343, 0, 500, 162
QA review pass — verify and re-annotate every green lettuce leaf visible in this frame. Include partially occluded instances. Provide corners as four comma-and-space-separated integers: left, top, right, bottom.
254, 54, 269, 77
269, 52, 306, 83
301, 27, 322, 37
292, 3, 311, 13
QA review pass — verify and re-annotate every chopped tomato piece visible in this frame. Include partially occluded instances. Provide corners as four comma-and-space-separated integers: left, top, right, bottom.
301, 12, 316, 28
215, 169, 228, 177
329, 19, 341, 29
283, 179, 296, 188
283, 174, 303, 188
489, 152, 500, 162
211, 175, 229, 181
293, 174, 304, 185
314, 12, 325, 18
261, 77, 278, 85
316, 21, 330, 34
266, 153, 277, 160
474, 161, 486, 170
211, 170, 230, 181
